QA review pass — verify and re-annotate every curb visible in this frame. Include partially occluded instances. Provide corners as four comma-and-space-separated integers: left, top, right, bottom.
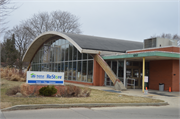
1, 102, 168, 111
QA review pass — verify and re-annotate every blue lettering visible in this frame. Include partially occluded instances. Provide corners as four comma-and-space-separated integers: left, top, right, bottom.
51, 74, 55, 79
47, 74, 51, 79
37, 75, 44, 79
58, 76, 62, 79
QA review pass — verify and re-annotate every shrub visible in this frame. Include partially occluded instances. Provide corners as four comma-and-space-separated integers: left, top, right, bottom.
20, 83, 30, 96
0, 67, 26, 82
39, 85, 57, 96
59, 85, 82, 97
59, 85, 91, 97
81, 87, 91, 97
6, 86, 20, 96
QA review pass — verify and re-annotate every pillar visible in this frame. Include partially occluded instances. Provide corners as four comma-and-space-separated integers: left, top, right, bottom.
124, 59, 126, 87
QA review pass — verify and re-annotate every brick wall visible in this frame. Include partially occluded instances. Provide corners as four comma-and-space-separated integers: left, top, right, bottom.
149, 60, 173, 91
127, 47, 180, 53
149, 60, 179, 91
172, 60, 180, 91
28, 85, 66, 96
93, 59, 105, 86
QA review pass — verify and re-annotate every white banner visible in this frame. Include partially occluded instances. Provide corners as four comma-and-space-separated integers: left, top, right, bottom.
144, 76, 148, 82
26, 71, 64, 85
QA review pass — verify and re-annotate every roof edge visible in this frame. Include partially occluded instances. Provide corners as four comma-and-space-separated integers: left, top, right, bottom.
22, 31, 83, 62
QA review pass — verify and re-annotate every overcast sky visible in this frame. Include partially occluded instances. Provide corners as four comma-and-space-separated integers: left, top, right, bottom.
1, 0, 179, 42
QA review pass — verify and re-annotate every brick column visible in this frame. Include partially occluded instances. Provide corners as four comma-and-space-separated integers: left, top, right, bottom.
93, 59, 105, 86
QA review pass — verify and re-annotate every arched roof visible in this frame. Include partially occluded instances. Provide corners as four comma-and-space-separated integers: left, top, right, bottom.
23, 31, 143, 62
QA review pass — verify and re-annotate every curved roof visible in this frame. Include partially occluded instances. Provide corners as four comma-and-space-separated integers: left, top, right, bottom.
63, 33, 143, 52
23, 31, 143, 62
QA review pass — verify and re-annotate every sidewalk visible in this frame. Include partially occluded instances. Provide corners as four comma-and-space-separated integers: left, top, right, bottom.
65, 82, 180, 100
65, 82, 180, 107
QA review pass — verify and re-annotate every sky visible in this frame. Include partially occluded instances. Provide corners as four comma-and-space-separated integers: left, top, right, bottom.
1, 0, 179, 42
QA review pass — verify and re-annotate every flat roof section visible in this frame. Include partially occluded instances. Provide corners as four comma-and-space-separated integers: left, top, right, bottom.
102, 51, 180, 61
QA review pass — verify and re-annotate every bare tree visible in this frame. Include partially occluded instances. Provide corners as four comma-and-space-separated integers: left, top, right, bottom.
5, 24, 32, 72
23, 10, 81, 40
151, 33, 180, 40
3, 10, 82, 71
51, 10, 81, 33
0, 0, 18, 33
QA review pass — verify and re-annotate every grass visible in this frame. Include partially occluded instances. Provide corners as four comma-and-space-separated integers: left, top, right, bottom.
0, 78, 164, 109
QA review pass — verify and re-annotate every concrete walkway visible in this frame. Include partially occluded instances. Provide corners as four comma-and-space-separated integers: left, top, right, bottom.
65, 82, 180, 104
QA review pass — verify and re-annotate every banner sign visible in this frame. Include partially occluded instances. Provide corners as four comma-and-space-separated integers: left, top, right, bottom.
144, 76, 148, 82
26, 71, 64, 85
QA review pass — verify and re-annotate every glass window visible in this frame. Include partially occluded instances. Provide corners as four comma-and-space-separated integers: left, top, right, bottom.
88, 54, 93, 59
54, 63, 58, 72
64, 62, 68, 80
77, 61, 81, 81
31, 38, 94, 83
50, 48, 53, 62
45, 64, 48, 72
62, 39, 65, 45
68, 62, 72, 80
61, 45, 65, 61
126, 61, 132, 66
55, 40, 58, 47
126, 69, 132, 78
61, 63, 64, 72
58, 63, 61, 72
69, 44, 73, 61
77, 51, 81, 60
106, 61, 111, 67
112, 61, 117, 75
73, 46, 77, 60
82, 61, 87, 81
83, 53, 87, 60
65, 44, 69, 61
73, 62, 76, 80
87, 60, 93, 82
118, 61, 124, 78
133, 69, 139, 77
58, 39, 62, 46
133, 62, 139, 66
57, 46, 61, 61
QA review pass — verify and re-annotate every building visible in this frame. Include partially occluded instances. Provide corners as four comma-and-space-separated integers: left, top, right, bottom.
23, 31, 180, 92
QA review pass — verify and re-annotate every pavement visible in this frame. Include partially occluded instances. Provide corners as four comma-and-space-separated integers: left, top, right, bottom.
2, 106, 180, 119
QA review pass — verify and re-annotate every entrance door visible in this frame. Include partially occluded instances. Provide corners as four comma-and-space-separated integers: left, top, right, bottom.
126, 61, 142, 89
105, 61, 116, 86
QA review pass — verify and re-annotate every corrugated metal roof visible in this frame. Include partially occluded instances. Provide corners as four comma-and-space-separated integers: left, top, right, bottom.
64, 33, 143, 52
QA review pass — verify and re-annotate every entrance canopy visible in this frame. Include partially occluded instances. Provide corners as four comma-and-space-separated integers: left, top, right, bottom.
102, 51, 180, 61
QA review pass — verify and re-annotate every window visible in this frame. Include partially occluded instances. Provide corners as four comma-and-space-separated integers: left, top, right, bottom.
31, 38, 93, 83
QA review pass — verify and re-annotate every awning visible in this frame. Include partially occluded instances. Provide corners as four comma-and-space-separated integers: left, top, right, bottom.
102, 51, 180, 61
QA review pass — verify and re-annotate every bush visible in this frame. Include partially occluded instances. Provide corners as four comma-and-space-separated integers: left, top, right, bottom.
0, 67, 26, 82
6, 86, 20, 96
20, 83, 30, 96
59, 85, 90, 97
39, 85, 57, 96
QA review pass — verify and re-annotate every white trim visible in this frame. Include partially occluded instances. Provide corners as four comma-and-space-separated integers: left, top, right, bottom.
81, 49, 124, 55
23, 31, 83, 62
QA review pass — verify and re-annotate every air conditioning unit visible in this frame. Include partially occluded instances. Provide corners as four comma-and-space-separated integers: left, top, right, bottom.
143, 37, 178, 48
